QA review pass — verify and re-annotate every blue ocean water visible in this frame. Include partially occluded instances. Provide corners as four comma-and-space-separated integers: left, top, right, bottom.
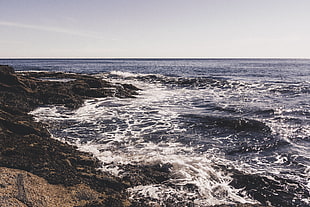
1, 58, 310, 80
1, 58, 310, 206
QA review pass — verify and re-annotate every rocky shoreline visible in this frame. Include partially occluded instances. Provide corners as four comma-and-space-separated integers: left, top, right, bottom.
0, 65, 268, 207
0, 65, 143, 206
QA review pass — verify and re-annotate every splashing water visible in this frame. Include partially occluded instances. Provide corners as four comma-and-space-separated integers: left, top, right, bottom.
13, 58, 308, 206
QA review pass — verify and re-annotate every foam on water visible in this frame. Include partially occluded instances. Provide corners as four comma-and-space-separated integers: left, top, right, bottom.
109, 70, 140, 78
30, 76, 259, 205
30, 70, 310, 206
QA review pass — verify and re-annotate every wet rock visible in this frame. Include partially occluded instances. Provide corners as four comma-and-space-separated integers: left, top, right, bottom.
121, 163, 173, 186
0, 66, 139, 206
0, 65, 19, 85
230, 170, 310, 207
0, 68, 140, 111
184, 114, 271, 133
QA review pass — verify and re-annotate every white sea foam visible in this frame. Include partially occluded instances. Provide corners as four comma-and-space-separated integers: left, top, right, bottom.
109, 70, 139, 78
38, 77, 76, 82
30, 77, 259, 205
30, 71, 310, 205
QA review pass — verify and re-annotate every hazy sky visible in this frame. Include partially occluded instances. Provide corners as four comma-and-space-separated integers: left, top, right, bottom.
1, 0, 310, 58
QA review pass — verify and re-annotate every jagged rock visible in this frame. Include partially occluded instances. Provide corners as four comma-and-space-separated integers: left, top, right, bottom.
0, 66, 137, 206
0, 65, 17, 85
0, 167, 122, 207
121, 163, 172, 186
230, 170, 308, 207
0, 66, 140, 111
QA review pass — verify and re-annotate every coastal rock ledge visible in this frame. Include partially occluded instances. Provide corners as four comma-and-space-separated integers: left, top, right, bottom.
0, 65, 266, 207
0, 65, 140, 207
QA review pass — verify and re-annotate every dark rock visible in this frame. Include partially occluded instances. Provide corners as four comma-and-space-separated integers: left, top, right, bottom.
0, 65, 140, 206
0, 65, 18, 85
230, 170, 309, 207
121, 163, 172, 186
196, 115, 271, 133
0, 65, 14, 74
121, 83, 141, 91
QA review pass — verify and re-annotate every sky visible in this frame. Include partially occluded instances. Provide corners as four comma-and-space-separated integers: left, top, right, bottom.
0, 0, 310, 58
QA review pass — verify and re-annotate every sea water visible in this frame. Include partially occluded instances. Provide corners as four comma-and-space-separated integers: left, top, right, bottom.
1, 58, 309, 206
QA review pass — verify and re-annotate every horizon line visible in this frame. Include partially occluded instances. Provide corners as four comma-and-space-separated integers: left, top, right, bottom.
1, 57, 310, 59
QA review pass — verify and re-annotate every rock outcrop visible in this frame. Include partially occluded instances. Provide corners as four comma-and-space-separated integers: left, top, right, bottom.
0, 167, 124, 207
0, 65, 139, 207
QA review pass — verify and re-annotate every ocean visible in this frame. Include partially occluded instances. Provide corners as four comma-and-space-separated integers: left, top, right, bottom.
1, 58, 309, 206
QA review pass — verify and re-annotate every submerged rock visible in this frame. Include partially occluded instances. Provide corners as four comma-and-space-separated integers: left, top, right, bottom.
230, 170, 310, 207
120, 163, 173, 186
